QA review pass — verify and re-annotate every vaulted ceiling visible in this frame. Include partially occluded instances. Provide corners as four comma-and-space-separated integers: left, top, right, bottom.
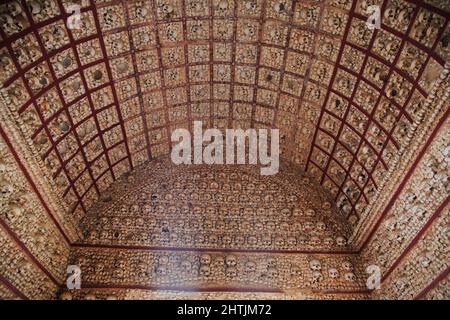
0, 0, 449, 233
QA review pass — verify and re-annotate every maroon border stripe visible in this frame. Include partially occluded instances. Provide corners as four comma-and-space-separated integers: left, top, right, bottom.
79, 284, 283, 293
0, 220, 62, 286
414, 266, 450, 300
72, 242, 358, 255
0, 125, 71, 244
78, 284, 370, 295
381, 195, 450, 282
359, 105, 450, 251
0, 274, 28, 300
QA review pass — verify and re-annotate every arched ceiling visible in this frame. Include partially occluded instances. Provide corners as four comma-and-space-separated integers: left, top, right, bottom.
79, 156, 352, 251
0, 0, 449, 229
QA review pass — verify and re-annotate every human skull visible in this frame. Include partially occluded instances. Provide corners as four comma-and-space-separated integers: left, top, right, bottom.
209, 234, 218, 245
200, 254, 211, 265
336, 236, 347, 246
309, 259, 322, 271
312, 271, 323, 283
156, 265, 167, 276
234, 235, 244, 245
195, 234, 205, 244
344, 272, 356, 282
298, 236, 307, 245
310, 237, 321, 246
214, 256, 225, 267
222, 235, 232, 245
180, 260, 192, 273
287, 237, 297, 247
267, 267, 278, 279
225, 255, 237, 267
316, 221, 327, 232
245, 261, 256, 274
281, 208, 291, 218
303, 221, 313, 231
290, 265, 301, 277
323, 237, 334, 246
226, 267, 238, 278
248, 236, 257, 245
328, 268, 339, 279
342, 260, 354, 271
199, 265, 211, 277
275, 237, 285, 247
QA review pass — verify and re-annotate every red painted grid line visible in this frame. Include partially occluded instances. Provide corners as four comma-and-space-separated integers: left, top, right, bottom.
346, 13, 450, 219
305, 0, 358, 172
0, 274, 28, 300
305, 1, 449, 222
326, 86, 402, 152
337, 4, 421, 218
1, 46, 87, 214
39, 101, 115, 163
148, 0, 177, 154
267, 0, 297, 134
332, 63, 414, 125
90, 0, 134, 172
352, 13, 446, 68
1, 8, 87, 213
58, 0, 118, 192
0, 5, 93, 49
249, 0, 268, 129
181, 0, 196, 136
18, 81, 110, 115
5, 0, 144, 210
344, 41, 428, 98
250, 1, 295, 128
207, 0, 214, 130
405, 0, 450, 18
414, 266, 450, 300
20, 0, 102, 199
308, 159, 369, 197
311, 288, 372, 296
316, 123, 388, 172
4, 34, 98, 89
225, 1, 238, 129
284, 0, 327, 160
305, 0, 364, 214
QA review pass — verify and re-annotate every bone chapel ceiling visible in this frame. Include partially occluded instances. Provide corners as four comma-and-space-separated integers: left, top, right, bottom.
0, 0, 449, 300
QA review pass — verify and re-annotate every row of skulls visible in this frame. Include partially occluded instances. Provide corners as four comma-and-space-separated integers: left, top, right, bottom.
71, 248, 363, 290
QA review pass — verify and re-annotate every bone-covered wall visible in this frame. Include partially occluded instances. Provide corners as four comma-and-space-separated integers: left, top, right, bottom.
0, 0, 449, 300
360, 116, 450, 300
0, 134, 70, 299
